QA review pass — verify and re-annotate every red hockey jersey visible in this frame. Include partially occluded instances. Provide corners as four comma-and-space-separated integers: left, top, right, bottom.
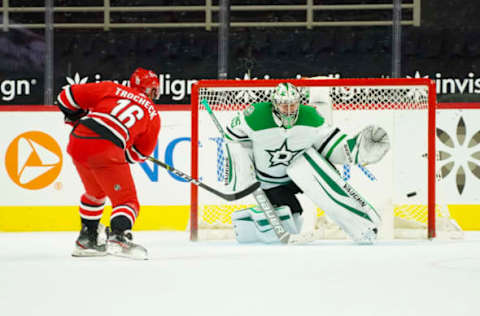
57, 81, 160, 163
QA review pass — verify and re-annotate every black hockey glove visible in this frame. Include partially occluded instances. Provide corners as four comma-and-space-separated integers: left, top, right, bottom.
61, 108, 89, 126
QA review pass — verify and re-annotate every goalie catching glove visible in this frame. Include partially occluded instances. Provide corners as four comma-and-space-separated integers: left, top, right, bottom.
347, 125, 390, 166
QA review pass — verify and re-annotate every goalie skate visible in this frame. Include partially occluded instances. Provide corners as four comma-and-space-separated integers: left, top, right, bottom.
107, 229, 149, 260
72, 223, 107, 257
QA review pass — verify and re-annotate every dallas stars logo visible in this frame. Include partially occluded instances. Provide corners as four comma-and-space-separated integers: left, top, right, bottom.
266, 139, 302, 167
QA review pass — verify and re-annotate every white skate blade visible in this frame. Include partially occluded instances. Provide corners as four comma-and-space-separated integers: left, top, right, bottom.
107, 242, 149, 260
71, 247, 108, 257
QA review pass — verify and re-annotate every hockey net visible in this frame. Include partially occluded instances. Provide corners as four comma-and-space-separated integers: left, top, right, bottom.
190, 78, 463, 241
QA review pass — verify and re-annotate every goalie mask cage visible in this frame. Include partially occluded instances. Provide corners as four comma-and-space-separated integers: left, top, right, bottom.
190, 78, 462, 241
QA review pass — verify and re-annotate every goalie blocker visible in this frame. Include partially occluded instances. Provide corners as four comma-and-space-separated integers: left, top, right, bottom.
232, 147, 381, 244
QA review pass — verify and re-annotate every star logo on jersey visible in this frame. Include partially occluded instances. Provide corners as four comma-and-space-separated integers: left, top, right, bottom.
5, 131, 63, 190
266, 139, 302, 167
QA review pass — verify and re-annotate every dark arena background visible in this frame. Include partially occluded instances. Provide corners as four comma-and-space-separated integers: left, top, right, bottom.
1, 0, 479, 105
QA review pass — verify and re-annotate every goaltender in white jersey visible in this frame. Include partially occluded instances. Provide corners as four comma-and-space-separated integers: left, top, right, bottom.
225, 82, 390, 244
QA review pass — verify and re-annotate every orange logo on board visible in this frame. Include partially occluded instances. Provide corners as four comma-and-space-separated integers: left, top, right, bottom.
5, 131, 63, 190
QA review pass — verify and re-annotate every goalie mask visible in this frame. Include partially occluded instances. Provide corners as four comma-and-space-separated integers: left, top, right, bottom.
271, 82, 301, 129
130, 67, 160, 100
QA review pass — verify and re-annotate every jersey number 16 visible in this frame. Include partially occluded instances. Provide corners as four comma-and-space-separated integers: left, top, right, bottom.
111, 99, 144, 128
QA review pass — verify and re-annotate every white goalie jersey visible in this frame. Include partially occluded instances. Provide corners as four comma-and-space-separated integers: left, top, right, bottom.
225, 101, 353, 189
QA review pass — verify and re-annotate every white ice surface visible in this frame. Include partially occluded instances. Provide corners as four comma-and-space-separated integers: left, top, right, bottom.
1, 231, 480, 316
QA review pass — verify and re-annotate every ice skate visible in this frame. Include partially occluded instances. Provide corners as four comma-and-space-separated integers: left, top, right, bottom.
107, 229, 149, 260
72, 223, 107, 257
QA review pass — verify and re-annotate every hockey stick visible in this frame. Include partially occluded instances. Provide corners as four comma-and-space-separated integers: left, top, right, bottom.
201, 98, 315, 244
147, 156, 260, 201
203, 98, 228, 139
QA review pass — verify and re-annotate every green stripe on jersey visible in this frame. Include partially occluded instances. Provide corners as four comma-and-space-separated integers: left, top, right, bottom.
295, 105, 325, 127
347, 135, 358, 152
326, 134, 346, 160
244, 102, 278, 131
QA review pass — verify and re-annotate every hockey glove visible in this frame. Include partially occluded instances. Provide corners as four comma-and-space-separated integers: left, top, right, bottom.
350, 125, 390, 166
62, 109, 89, 126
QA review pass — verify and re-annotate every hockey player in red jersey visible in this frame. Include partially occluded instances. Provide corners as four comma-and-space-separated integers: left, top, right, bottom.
56, 68, 160, 259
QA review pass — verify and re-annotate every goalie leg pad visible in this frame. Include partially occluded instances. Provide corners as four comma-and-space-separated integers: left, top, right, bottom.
225, 142, 256, 192
287, 148, 381, 244
232, 206, 302, 243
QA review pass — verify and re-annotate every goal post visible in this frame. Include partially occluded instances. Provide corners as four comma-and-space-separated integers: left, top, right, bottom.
190, 78, 452, 241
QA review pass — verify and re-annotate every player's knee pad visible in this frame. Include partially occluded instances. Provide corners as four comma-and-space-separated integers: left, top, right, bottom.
287, 147, 381, 244
232, 206, 302, 243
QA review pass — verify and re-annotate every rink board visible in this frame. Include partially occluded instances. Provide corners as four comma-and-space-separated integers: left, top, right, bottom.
0, 108, 191, 231
0, 107, 480, 231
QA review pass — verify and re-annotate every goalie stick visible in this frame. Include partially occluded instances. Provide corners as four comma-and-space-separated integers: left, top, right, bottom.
201, 99, 315, 244
147, 156, 260, 201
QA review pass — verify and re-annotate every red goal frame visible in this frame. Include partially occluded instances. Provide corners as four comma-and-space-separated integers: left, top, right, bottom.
190, 78, 437, 241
